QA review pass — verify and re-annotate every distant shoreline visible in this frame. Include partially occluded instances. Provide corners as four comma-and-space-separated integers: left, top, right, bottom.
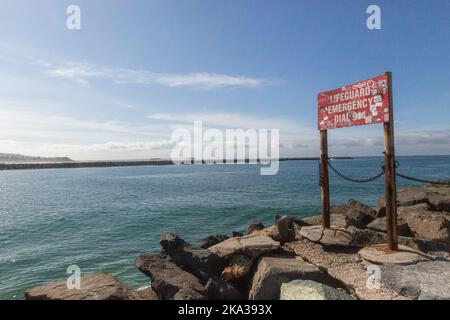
0, 157, 353, 171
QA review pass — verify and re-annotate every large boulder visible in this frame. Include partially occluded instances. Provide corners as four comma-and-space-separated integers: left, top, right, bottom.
248, 256, 325, 300
367, 217, 413, 237
160, 233, 226, 280
406, 213, 450, 243
25, 273, 137, 300
246, 220, 265, 234
380, 261, 450, 299
429, 193, 450, 212
378, 186, 431, 208
159, 233, 241, 299
208, 235, 280, 260
280, 280, 355, 300
135, 254, 206, 300
397, 203, 432, 219
345, 199, 377, 225
275, 216, 305, 244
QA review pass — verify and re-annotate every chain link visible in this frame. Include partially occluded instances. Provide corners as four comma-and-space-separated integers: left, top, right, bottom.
326, 159, 384, 183
395, 172, 450, 185
323, 158, 450, 185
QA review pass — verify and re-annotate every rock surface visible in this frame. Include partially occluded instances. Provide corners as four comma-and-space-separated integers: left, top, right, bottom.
25, 273, 137, 300
405, 213, 450, 243
358, 245, 432, 265
345, 199, 377, 225
287, 239, 408, 300
160, 233, 226, 280
367, 217, 413, 237
280, 280, 355, 300
159, 233, 241, 299
299, 226, 353, 247
249, 256, 325, 300
134, 286, 159, 300
378, 186, 431, 208
134, 254, 206, 300
208, 235, 280, 259
199, 234, 229, 249
380, 261, 450, 299
246, 220, 265, 234
249, 225, 281, 242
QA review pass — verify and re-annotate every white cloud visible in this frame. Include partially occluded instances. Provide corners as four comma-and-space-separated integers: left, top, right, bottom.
44, 62, 272, 89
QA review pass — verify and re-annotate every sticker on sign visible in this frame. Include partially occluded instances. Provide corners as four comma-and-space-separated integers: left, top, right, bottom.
318, 73, 391, 130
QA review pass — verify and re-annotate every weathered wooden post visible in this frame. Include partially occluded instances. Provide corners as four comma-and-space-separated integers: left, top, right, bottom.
383, 72, 398, 251
320, 130, 330, 229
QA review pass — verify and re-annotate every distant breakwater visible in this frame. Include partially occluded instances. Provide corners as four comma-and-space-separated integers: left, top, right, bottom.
0, 157, 352, 171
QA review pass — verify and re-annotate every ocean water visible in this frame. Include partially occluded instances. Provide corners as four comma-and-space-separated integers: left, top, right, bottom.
0, 155, 449, 299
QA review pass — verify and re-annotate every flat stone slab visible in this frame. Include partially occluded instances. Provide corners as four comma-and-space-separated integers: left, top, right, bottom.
299, 226, 353, 247
208, 235, 280, 259
380, 261, 450, 299
24, 273, 136, 300
280, 280, 356, 300
358, 244, 432, 265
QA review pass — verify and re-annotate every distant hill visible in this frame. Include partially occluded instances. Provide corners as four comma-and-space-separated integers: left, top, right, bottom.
0, 153, 73, 163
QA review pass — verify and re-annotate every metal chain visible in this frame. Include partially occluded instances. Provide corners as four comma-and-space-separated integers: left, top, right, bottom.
324, 158, 450, 185
326, 159, 384, 183
395, 172, 450, 185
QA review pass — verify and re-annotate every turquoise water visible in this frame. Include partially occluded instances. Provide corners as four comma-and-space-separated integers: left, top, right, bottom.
0, 156, 449, 299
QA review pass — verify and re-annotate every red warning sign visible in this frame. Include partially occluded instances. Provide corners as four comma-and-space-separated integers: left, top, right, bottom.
318, 73, 391, 130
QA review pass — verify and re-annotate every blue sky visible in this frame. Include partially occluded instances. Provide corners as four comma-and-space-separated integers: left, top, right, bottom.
0, 0, 449, 159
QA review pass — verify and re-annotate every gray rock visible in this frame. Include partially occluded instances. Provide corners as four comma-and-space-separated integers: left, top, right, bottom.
25, 273, 137, 300
134, 254, 206, 300
208, 235, 280, 259
159, 233, 241, 300
198, 234, 229, 249
367, 217, 413, 237
406, 213, 450, 243
280, 280, 355, 300
249, 256, 325, 300
246, 220, 265, 234
397, 203, 433, 219
230, 231, 244, 237
299, 226, 353, 247
345, 199, 377, 225
378, 186, 431, 208
300, 214, 352, 228
429, 194, 450, 212
275, 216, 296, 244
380, 261, 450, 300
160, 233, 226, 280
348, 226, 388, 246
134, 286, 159, 300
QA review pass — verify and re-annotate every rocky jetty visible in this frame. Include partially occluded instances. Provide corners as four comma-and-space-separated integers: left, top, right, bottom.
24, 184, 450, 300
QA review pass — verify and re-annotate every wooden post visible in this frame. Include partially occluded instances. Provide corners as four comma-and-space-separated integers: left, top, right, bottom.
320, 130, 330, 229
383, 72, 398, 251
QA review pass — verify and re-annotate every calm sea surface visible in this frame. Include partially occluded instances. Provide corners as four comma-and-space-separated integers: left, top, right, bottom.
1, 156, 449, 299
